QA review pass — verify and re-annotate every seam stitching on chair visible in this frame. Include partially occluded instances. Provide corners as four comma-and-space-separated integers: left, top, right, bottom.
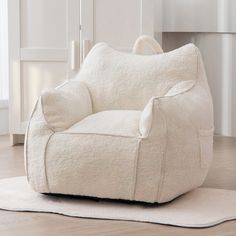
40, 95, 57, 133
43, 133, 54, 193
156, 46, 200, 202
57, 132, 141, 139
147, 98, 155, 137
131, 138, 142, 200
155, 101, 168, 202
82, 82, 94, 113
24, 100, 39, 183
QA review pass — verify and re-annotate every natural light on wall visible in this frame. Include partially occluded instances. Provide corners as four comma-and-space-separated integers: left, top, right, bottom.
0, 0, 9, 134
0, 0, 8, 100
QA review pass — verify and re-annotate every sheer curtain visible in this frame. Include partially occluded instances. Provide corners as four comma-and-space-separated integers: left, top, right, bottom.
0, 0, 8, 102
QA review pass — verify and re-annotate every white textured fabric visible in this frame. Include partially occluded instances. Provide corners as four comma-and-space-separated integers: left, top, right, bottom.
45, 134, 139, 200
65, 110, 141, 137
0, 177, 236, 228
41, 81, 92, 132
25, 37, 214, 203
139, 79, 199, 139
132, 35, 164, 55
77, 43, 198, 112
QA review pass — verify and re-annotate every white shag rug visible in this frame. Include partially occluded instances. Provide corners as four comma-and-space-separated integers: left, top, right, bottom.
0, 176, 236, 228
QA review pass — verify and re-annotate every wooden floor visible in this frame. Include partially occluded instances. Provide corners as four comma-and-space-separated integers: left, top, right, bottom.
0, 135, 235, 236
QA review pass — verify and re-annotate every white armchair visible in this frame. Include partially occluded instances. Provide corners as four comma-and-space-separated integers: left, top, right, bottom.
25, 36, 214, 203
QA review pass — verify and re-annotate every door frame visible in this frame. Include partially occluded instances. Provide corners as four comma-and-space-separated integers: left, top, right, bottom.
8, 0, 80, 144
80, 0, 155, 59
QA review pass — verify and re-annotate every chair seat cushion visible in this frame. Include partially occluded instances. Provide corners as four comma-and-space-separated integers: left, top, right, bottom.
64, 110, 142, 137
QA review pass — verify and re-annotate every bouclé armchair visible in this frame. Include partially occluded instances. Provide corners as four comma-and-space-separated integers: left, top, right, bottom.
25, 36, 214, 203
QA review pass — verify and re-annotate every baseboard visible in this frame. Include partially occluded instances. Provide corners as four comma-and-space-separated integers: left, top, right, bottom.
10, 134, 24, 146
0, 100, 9, 135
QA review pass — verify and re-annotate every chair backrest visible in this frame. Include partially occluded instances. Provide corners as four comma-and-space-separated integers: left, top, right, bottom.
77, 37, 198, 112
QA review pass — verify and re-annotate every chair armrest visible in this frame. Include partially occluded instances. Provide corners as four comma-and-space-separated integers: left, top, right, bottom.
41, 80, 92, 132
139, 62, 214, 202
139, 80, 213, 138
140, 46, 214, 138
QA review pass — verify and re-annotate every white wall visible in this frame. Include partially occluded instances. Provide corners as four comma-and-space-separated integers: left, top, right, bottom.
0, 0, 9, 134
0, 100, 8, 135
163, 0, 236, 33
162, 0, 236, 137
154, 0, 162, 44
